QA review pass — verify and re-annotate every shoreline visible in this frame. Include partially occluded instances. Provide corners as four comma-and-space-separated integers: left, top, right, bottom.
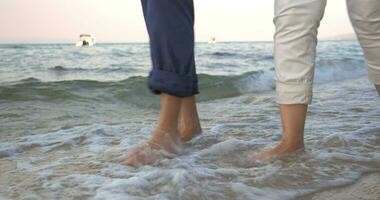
298, 172, 380, 200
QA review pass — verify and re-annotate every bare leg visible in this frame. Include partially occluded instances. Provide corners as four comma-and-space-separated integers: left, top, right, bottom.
122, 93, 182, 167
254, 104, 307, 161
178, 96, 202, 142
375, 85, 380, 95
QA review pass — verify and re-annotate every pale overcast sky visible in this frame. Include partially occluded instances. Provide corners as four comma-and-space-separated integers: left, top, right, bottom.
0, 0, 354, 43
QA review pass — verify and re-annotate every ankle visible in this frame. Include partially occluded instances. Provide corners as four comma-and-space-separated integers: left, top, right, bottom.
278, 138, 304, 151
180, 125, 201, 134
155, 123, 178, 135
151, 127, 179, 142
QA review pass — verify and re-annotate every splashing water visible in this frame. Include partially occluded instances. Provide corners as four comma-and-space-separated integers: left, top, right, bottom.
0, 41, 379, 199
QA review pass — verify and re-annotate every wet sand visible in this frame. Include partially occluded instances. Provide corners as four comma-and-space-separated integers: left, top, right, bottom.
300, 173, 380, 200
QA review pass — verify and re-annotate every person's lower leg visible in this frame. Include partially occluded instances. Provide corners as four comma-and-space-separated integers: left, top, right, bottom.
178, 96, 202, 142
122, 93, 182, 166
375, 84, 380, 95
263, 0, 325, 161
277, 104, 307, 150
149, 94, 182, 150
255, 104, 307, 160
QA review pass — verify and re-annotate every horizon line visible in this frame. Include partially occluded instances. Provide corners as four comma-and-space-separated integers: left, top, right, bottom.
0, 39, 357, 45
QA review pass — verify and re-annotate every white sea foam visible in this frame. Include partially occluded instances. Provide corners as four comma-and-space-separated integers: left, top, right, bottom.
0, 41, 379, 200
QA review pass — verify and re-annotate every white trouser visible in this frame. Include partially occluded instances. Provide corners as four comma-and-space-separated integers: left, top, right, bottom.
274, 0, 380, 104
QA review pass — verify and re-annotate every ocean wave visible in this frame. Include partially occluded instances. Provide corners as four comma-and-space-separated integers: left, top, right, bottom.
315, 58, 366, 83
0, 59, 368, 105
209, 52, 239, 57
200, 52, 266, 59
111, 49, 133, 57
50, 65, 76, 71
0, 44, 28, 49
48, 65, 139, 74
0, 70, 275, 105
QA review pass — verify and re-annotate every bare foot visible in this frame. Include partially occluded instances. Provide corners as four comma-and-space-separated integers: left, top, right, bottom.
122, 129, 182, 167
251, 142, 304, 162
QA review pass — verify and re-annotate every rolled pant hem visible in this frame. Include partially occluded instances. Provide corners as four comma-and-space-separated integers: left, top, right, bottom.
276, 81, 313, 104
277, 92, 313, 105
148, 69, 199, 97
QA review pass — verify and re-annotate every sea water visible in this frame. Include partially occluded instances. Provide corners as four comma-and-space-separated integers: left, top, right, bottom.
0, 41, 379, 200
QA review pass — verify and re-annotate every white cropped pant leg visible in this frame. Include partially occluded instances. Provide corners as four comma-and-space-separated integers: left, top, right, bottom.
348, 0, 380, 86
274, 0, 380, 104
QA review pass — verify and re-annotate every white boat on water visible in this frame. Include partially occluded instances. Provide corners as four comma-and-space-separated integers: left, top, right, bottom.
76, 34, 95, 47
208, 36, 217, 44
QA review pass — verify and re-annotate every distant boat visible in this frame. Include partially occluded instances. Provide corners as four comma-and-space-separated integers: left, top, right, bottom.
76, 34, 95, 47
208, 36, 217, 44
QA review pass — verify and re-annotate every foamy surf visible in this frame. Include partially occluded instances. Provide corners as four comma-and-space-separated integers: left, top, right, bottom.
1, 76, 379, 200
1, 41, 379, 199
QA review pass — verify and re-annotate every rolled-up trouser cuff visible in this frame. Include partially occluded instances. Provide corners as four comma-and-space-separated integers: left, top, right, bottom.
276, 81, 313, 104
368, 67, 380, 85
148, 69, 199, 97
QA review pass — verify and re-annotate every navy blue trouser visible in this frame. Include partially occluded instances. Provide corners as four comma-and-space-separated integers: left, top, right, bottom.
141, 0, 198, 97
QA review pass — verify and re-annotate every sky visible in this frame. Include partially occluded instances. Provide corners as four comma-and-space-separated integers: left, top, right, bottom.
0, 0, 354, 43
